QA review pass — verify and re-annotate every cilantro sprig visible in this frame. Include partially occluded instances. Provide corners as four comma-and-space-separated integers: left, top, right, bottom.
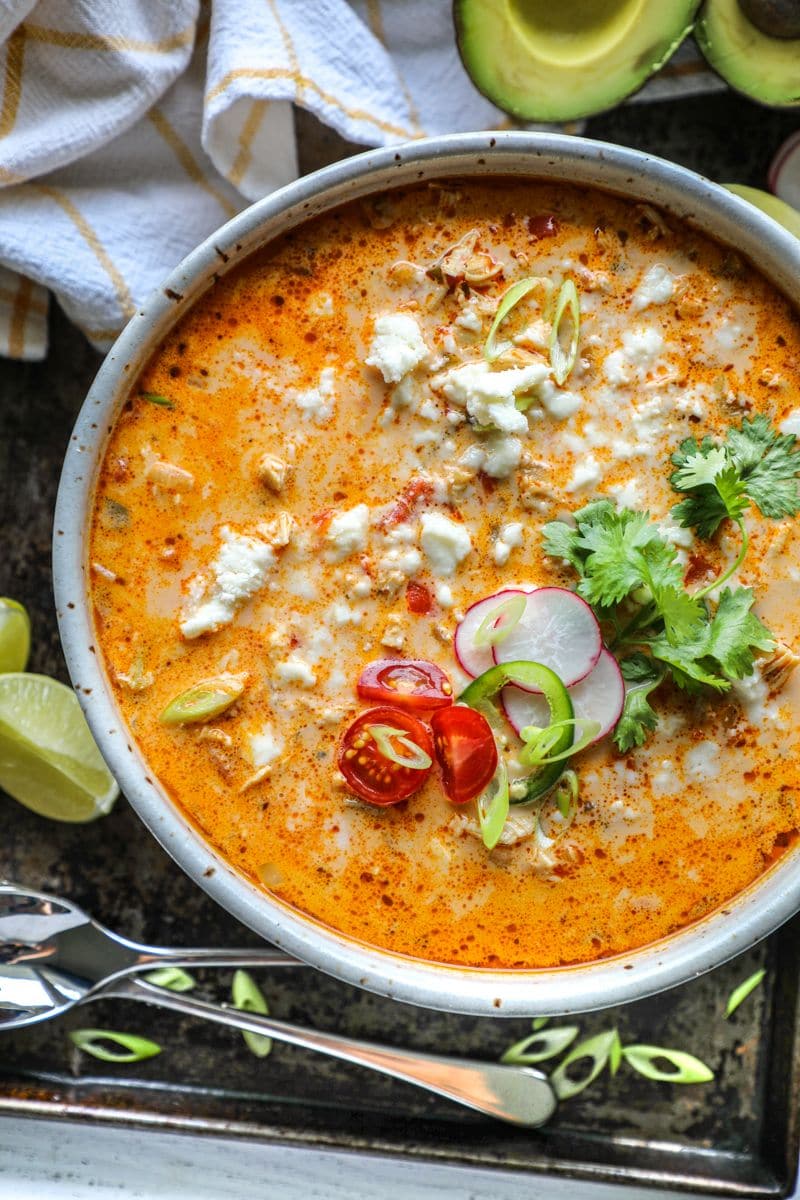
671, 414, 800, 595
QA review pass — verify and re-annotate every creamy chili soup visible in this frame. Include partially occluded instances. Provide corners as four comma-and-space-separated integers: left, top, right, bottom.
89, 181, 800, 969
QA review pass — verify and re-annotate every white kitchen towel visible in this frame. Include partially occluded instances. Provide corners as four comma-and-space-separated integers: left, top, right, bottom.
0, 0, 723, 361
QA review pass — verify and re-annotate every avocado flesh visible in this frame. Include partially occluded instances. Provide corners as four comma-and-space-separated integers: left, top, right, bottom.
454, 0, 701, 122
722, 184, 800, 239
696, 0, 800, 107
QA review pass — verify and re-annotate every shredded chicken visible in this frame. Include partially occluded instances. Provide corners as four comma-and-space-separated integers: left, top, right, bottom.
762, 639, 800, 694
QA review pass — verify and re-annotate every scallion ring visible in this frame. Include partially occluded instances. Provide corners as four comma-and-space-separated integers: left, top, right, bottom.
473, 593, 527, 649
144, 966, 196, 992
367, 724, 433, 771
549, 1028, 618, 1101
549, 279, 580, 385
477, 760, 509, 851
69, 1028, 162, 1063
484, 276, 553, 362
555, 769, 579, 820
232, 969, 273, 1058
501, 1025, 579, 1066
725, 967, 766, 1018
519, 718, 600, 766
621, 1044, 714, 1084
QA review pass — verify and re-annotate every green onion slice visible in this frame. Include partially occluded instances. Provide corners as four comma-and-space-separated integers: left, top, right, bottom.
726, 967, 766, 1018
473, 594, 527, 649
549, 279, 580, 385
549, 1028, 618, 1101
477, 760, 509, 850
367, 724, 432, 771
144, 966, 196, 992
555, 770, 579, 820
484, 276, 553, 362
69, 1028, 162, 1063
532, 1017, 550, 1031
519, 718, 600, 766
140, 391, 175, 408
501, 1025, 579, 1066
608, 1029, 623, 1077
160, 673, 247, 726
621, 1044, 714, 1084
232, 969, 273, 1058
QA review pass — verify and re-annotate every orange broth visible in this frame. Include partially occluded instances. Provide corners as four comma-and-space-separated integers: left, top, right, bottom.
89, 181, 800, 968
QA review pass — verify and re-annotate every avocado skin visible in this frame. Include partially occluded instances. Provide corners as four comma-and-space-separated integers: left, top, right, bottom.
738, 0, 800, 39
696, 0, 800, 107
453, 0, 701, 124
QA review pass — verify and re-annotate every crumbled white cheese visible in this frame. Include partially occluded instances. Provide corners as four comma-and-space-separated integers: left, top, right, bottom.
412, 428, 440, 447
180, 527, 275, 639
326, 503, 370, 561
652, 759, 681, 797
631, 264, 674, 312
420, 511, 472, 577
377, 547, 423, 578
328, 601, 362, 627
455, 306, 483, 333
604, 327, 664, 385
566, 456, 602, 493
658, 519, 694, 550
436, 360, 549, 434
384, 522, 417, 545
418, 398, 439, 421
538, 378, 582, 420
780, 408, 800, 437
249, 725, 284, 769
684, 740, 721, 782
713, 319, 744, 354
351, 576, 372, 598
609, 479, 642, 510
366, 313, 428, 383
436, 583, 454, 608
484, 433, 522, 479
732, 664, 778, 725
493, 522, 524, 566
275, 657, 317, 687
294, 366, 336, 425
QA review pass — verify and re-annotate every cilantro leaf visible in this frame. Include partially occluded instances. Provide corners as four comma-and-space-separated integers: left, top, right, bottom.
541, 519, 581, 568
671, 414, 800, 534
705, 587, 775, 678
614, 659, 663, 752
727, 415, 800, 519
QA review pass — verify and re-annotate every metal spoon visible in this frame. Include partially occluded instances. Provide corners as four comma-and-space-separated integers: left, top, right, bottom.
0, 883, 556, 1127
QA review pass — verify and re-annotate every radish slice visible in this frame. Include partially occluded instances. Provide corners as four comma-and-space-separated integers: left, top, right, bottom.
503, 649, 625, 746
492, 587, 601, 692
454, 587, 531, 679
769, 131, 800, 210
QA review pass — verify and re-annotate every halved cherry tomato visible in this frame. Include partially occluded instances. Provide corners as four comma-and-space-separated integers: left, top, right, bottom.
430, 706, 498, 805
338, 706, 434, 807
357, 659, 453, 712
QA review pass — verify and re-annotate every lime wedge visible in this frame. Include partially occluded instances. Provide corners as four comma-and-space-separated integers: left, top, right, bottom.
0, 598, 31, 673
0, 673, 118, 822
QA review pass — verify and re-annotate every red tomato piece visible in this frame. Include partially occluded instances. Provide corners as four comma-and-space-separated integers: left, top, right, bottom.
406, 581, 433, 614
378, 478, 434, 530
430, 706, 498, 805
357, 659, 453, 712
338, 706, 434, 806
528, 214, 559, 240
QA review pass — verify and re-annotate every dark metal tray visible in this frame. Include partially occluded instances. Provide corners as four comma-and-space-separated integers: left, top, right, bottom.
2, 95, 800, 1197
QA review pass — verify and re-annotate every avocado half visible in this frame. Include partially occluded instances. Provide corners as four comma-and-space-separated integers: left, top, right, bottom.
454, 0, 702, 123
695, 0, 800, 107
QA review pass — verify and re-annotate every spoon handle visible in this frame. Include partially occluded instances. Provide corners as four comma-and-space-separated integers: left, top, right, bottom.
128, 947, 301, 971
100, 976, 556, 1128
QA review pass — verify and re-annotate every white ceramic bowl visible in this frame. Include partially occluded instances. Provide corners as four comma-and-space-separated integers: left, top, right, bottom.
54, 132, 800, 1016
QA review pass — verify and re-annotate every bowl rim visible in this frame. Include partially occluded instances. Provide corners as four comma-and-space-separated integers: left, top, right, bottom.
53, 130, 800, 1017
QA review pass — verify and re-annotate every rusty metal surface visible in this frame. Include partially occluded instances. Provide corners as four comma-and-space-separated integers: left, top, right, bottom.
1, 95, 800, 1195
